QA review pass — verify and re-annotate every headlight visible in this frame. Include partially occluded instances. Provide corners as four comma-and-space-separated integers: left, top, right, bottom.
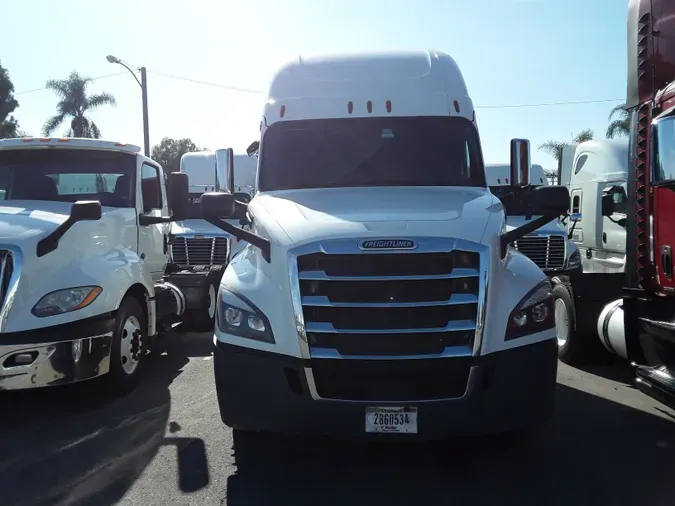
567, 249, 581, 269
216, 288, 274, 343
32, 286, 102, 318
505, 280, 555, 341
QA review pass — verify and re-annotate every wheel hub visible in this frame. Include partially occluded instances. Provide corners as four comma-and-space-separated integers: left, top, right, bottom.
555, 298, 569, 347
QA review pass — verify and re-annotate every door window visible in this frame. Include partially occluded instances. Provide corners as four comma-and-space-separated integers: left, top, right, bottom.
141, 163, 163, 213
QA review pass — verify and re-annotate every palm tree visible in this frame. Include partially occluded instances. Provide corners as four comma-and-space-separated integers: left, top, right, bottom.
606, 104, 630, 139
43, 71, 116, 139
538, 129, 595, 163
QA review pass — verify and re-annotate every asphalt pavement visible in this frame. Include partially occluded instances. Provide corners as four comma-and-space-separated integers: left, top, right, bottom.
1, 330, 674, 506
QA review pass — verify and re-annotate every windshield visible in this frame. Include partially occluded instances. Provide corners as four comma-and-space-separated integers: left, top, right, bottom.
258, 117, 485, 191
0, 149, 136, 208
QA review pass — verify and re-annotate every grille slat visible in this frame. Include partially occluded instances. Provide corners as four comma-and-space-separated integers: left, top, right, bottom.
171, 237, 228, 266
513, 235, 565, 270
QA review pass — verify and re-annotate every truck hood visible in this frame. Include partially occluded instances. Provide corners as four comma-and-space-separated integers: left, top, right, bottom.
0, 202, 72, 241
252, 186, 500, 246
504, 215, 566, 235
171, 219, 231, 236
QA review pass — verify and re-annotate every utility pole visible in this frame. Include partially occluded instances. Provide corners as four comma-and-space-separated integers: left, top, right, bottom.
107, 55, 150, 156
140, 67, 150, 157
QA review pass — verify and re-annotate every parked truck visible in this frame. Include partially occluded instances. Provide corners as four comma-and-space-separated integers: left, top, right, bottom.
486, 163, 581, 354
561, 0, 675, 409
197, 50, 570, 439
554, 139, 629, 363
0, 137, 212, 392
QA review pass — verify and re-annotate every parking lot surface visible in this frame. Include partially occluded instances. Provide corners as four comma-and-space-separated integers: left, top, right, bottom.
1, 331, 674, 506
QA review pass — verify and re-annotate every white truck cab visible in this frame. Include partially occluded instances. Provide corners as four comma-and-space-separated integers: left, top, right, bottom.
486, 163, 581, 354
0, 137, 214, 391
199, 50, 570, 440
486, 163, 580, 274
171, 152, 254, 272
556, 139, 630, 364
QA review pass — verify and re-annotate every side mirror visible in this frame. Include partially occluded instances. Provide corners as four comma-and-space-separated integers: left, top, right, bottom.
200, 192, 235, 219
601, 193, 615, 217
215, 148, 234, 193
510, 139, 531, 188
525, 186, 570, 216
70, 201, 102, 222
168, 172, 189, 220
246, 141, 260, 157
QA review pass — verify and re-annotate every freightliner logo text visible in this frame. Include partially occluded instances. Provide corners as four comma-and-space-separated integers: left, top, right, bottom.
359, 239, 417, 250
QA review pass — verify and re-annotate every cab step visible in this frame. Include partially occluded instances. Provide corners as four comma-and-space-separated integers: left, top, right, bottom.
633, 363, 675, 410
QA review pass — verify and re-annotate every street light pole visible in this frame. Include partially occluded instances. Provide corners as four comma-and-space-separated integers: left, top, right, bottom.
107, 55, 150, 157
140, 67, 150, 158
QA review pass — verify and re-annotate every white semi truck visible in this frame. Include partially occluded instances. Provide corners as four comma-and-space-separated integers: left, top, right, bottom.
169, 151, 255, 330
199, 50, 570, 440
556, 139, 630, 363
0, 137, 214, 392
486, 163, 581, 354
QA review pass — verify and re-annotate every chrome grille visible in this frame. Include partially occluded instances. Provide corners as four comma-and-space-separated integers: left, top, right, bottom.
297, 250, 480, 358
170, 237, 228, 266
512, 235, 566, 270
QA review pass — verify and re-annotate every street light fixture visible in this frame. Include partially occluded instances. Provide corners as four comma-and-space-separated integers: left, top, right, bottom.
107, 54, 150, 157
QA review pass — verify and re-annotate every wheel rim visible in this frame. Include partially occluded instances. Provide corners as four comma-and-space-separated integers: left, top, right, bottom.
120, 315, 143, 375
207, 284, 216, 319
555, 298, 569, 347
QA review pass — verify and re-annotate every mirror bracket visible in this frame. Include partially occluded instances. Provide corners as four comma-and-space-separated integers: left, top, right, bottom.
139, 214, 173, 226
205, 218, 271, 263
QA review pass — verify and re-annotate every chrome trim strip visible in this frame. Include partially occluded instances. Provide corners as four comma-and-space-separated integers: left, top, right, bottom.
306, 320, 476, 334
304, 365, 480, 403
301, 293, 478, 308
309, 345, 473, 360
288, 250, 310, 359
0, 245, 22, 333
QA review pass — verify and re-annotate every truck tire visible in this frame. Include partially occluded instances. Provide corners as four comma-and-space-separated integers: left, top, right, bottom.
552, 281, 576, 362
185, 266, 224, 332
106, 296, 147, 393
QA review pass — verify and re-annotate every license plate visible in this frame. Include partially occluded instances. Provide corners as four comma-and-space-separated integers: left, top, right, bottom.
365, 406, 418, 434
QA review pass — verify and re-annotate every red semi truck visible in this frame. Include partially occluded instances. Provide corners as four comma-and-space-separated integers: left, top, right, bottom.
619, 0, 675, 407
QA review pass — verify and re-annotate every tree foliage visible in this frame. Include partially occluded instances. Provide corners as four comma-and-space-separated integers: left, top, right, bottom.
606, 104, 630, 139
151, 137, 206, 172
538, 129, 595, 163
0, 61, 21, 139
43, 71, 116, 138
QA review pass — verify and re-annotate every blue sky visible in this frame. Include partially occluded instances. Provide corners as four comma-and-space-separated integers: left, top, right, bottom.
2, 0, 626, 171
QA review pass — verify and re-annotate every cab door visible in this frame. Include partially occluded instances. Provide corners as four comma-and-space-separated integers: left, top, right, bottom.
137, 161, 170, 281
652, 114, 675, 291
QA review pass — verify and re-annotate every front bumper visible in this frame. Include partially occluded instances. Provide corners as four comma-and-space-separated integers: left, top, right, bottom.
213, 338, 558, 440
0, 313, 116, 391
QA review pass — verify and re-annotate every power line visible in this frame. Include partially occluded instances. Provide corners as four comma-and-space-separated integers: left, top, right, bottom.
15, 72, 129, 95
16, 68, 625, 108
148, 70, 266, 95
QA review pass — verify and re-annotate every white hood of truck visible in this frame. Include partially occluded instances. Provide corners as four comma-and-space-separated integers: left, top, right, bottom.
0, 202, 70, 241
504, 215, 566, 235
171, 219, 231, 236
251, 186, 501, 247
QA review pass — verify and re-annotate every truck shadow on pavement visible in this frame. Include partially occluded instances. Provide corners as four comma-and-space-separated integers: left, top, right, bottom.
226, 383, 675, 506
0, 330, 213, 506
